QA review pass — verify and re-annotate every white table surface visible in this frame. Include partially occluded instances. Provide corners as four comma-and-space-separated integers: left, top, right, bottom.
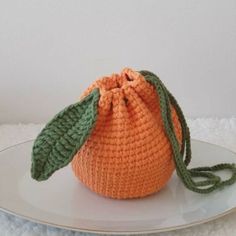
1, 118, 236, 236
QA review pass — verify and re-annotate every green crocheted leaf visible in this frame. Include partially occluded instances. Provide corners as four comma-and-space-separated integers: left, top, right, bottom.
31, 89, 100, 181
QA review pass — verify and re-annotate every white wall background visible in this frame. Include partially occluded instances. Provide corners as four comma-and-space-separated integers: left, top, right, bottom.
0, 0, 236, 123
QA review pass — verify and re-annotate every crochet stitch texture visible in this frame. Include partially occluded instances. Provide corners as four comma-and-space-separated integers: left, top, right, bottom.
71, 68, 182, 198
31, 68, 236, 199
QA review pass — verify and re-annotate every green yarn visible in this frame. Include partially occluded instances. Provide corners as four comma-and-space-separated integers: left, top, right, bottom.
140, 70, 236, 193
31, 89, 100, 181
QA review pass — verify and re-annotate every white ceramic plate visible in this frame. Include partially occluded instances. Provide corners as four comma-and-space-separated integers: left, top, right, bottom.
0, 140, 236, 234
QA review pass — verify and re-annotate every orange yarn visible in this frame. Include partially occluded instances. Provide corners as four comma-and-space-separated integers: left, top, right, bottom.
71, 68, 182, 199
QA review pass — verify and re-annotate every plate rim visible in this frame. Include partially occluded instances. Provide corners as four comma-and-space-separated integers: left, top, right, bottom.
0, 139, 236, 235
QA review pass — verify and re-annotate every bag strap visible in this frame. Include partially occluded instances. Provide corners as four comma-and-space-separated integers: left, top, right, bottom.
140, 70, 236, 193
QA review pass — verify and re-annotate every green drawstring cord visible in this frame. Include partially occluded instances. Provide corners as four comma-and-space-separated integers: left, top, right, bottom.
140, 70, 236, 193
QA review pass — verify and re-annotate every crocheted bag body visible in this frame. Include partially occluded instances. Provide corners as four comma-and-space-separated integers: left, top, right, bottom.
31, 68, 236, 199
71, 69, 181, 198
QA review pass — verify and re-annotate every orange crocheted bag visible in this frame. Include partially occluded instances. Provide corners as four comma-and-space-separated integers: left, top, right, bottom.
31, 68, 236, 199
